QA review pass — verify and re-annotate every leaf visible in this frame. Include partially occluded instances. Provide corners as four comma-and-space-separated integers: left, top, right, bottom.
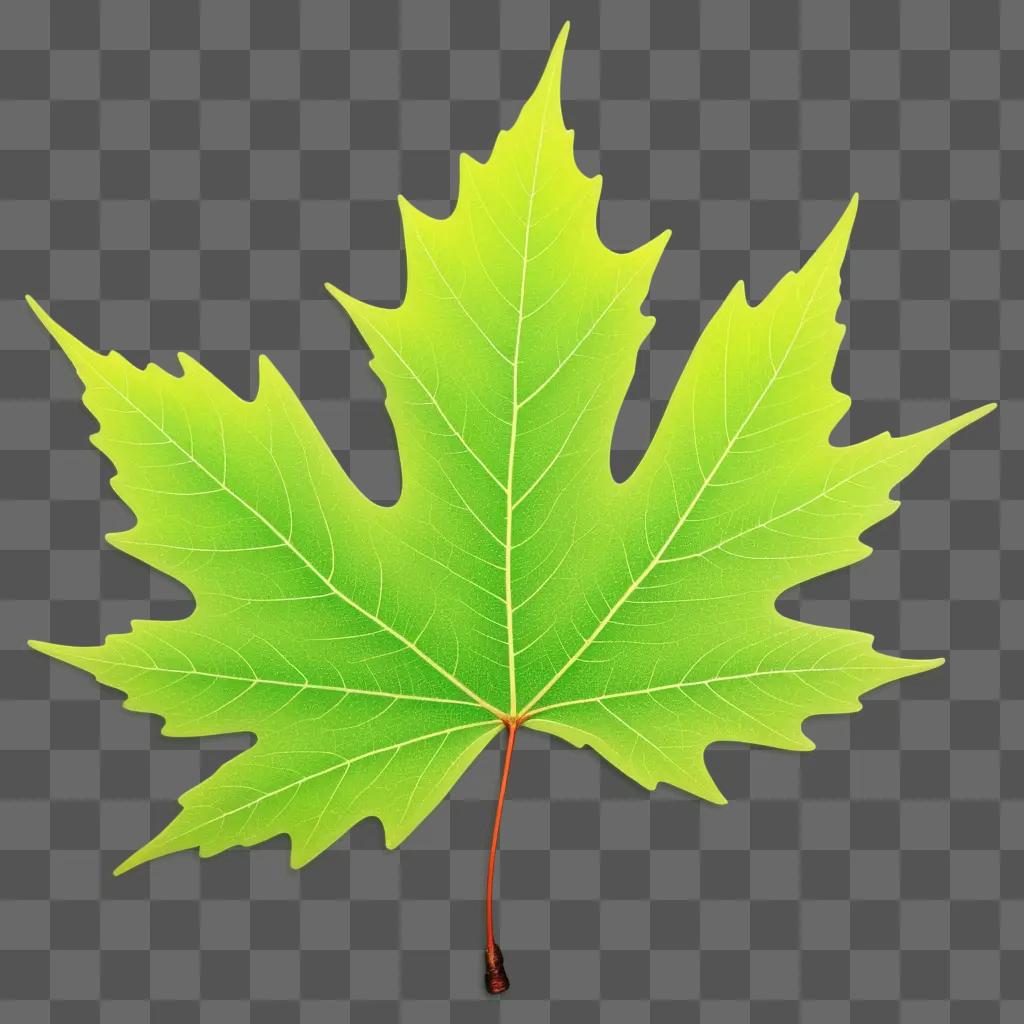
28, 23, 992, 882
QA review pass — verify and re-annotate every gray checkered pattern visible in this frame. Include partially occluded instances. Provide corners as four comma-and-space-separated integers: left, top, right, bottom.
0, 0, 1020, 1020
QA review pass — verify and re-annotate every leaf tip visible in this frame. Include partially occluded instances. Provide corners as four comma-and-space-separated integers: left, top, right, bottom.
175, 350, 201, 376
112, 850, 147, 876
552, 21, 571, 60
25, 293, 57, 332
254, 352, 289, 402
27, 637, 71, 663
929, 402, 997, 446
822, 194, 859, 259
534, 20, 570, 110
324, 280, 353, 310
650, 227, 672, 262
953, 401, 998, 438
25, 294, 98, 370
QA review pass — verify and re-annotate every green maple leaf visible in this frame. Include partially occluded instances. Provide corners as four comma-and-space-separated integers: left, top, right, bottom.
28, 25, 992, 989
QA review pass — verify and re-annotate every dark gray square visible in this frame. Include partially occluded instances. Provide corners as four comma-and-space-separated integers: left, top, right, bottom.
601, 51, 651, 100
398, 852, 449, 899
0, 151, 50, 199
150, 299, 200, 350
50, 101, 100, 149
401, 52, 450, 100
351, 102, 399, 149
300, 51, 349, 100
301, 151, 351, 199
52, 900, 100, 949
352, 0, 400, 49
351, 901, 398, 948
0, 50, 49, 99
651, 900, 698, 949
200, 251, 249, 299
200, 950, 250, 999
851, 1, 900, 49
51, 799, 99, 848
50, 0, 99, 50
251, 901, 300, 949
551, 899, 599, 948
450, 0, 498, 50
700, 151, 749, 199
150, 0, 199, 50
750, 901, 799, 950
150, 200, 200, 249
803, 51, 850, 99
200, 151, 249, 199
0, 949, 49, 998
401, 950, 449, 998
601, 950, 651, 998
100, 251, 149, 299
201, 52, 251, 100
52, 1005, 102, 1024
100, 52, 149, 100
151, 101, 200, 150
251, 1, 301, 51
803, 950, 850, 999
950, 0, 1000, 49
701, 950, 749, 998
251, 101, 300, 150
901, 851, 950, 898
151, 901, 200, 949
751, 0, 798, 50
100, 151, 150, 200
901, 950, 950, 999
300, 950, 349, 998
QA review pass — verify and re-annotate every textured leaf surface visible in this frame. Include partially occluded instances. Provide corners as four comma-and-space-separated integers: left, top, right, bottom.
29, 26, 993, 872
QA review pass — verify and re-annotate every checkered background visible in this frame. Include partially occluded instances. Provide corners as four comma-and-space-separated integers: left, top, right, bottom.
0, 0, 1020, 1020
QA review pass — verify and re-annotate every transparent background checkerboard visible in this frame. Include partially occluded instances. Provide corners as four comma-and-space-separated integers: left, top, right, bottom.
0, 1, 1021, 1021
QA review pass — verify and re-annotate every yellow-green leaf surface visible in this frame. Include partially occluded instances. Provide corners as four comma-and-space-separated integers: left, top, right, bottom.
28, 26, 993, 873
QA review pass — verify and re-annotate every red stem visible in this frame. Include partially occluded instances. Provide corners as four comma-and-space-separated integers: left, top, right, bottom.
483, 719, 517, 994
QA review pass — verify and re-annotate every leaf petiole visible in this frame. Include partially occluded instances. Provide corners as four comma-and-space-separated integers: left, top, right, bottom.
483, 718, 518, 994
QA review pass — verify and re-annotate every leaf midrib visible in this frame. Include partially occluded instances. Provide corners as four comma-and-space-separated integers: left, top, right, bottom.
63, 655, 486, 707
503, 68, 553, 718
529, 662, 905, 715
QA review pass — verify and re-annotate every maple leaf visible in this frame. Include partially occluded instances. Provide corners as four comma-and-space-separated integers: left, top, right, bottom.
27, 25, 992, 993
